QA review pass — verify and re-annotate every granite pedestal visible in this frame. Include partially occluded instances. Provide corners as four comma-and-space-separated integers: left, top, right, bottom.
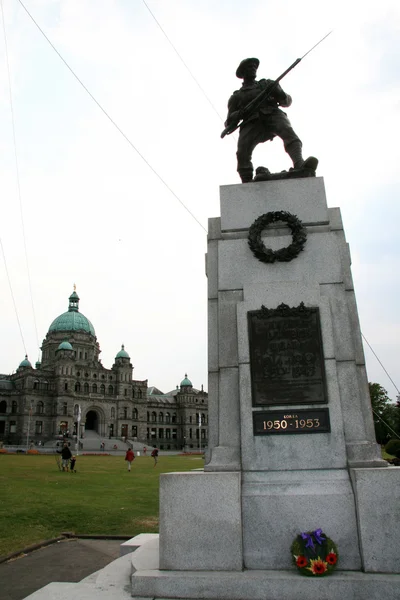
131, 178, 400, 599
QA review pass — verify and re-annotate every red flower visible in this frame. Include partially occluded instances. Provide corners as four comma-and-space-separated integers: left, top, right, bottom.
326, 552, 337, 565
308, 558, 328, 575
296, 556, 308, 568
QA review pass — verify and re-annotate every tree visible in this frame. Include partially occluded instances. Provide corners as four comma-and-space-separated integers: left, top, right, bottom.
368, 383, 398, 444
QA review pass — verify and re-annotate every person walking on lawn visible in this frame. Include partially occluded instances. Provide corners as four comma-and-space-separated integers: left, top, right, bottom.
151, 447, 158, 467
125, 448, 135, 472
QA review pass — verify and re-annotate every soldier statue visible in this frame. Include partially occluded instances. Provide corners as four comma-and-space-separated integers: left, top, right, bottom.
223, 57, 317, 183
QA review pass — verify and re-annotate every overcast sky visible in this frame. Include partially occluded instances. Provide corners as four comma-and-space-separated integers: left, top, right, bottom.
0, 0, 399, 399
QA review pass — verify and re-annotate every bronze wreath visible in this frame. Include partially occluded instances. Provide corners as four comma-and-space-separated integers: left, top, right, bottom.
248, 211, 307, 263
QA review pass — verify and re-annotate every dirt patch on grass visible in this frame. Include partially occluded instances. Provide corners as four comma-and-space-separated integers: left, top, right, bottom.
133, 517, 159, 529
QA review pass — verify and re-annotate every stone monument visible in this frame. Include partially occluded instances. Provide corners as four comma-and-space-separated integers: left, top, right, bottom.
130, 176, 400, 599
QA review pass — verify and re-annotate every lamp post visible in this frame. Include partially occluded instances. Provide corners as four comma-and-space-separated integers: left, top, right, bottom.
26, 400, 33, 451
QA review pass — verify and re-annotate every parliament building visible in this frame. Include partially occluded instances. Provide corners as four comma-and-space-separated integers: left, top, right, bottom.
0, 289, 208, 450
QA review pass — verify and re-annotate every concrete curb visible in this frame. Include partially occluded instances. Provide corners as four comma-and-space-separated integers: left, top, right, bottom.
0, 536, 66, 565
0, 534, 132, 564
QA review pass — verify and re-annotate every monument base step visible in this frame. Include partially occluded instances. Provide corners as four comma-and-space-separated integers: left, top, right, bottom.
131, 537, 400, 600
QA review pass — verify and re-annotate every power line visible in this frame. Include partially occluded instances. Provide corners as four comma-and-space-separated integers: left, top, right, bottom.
362, 332, 400, 395
0, 238, 27, 357
372, 409, 400, 440
1, 0, 40, 357
141, 0, 225, 124
16, 0, 207, 233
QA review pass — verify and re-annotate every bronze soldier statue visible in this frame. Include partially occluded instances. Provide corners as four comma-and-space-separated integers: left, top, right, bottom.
224, 57, 315, 183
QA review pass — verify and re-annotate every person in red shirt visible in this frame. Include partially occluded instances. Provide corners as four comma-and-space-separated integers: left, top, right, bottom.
125, 448, 135, 471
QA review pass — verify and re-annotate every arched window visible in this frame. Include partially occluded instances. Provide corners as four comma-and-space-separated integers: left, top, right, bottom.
111, 407, 115, 418
132, 388, 135, 398
138, 389, 142, 399
84, 382, 89, 394
75, 382, 81, 392
0, 400, 7, 413
132, 408, 138, 420
33, 380, 39, 390
92, 384, 97, 393
201, 413, 205, 425
12, 401, 17, 414
189, 416, 192, 423
108, 385, 114, 395
100, 384, 105, 394
165, 412, 171, 424
152, 411, 157, 422
123, 407, 128, 419
74, 404, 80, 418
172, 412, 177, 424
159, 412, 164, 423
36, 401, 44, 414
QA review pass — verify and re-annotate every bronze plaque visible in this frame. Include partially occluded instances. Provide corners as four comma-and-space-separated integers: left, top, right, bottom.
253, 408, 330, 435
248, 303, 327, 406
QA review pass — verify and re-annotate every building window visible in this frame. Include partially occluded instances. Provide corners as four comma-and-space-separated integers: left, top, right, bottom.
172, 413, 177, 423
151, 412, 156, 422
92, 384, 97, 393
35, 421, 43, 434
108, 385, 114, 395
132, 389, 135, 398
124, 389, 127, 396
100, 384, 105, 394
64, 382, 68, 391
111, 407, 115, 418
123, 407, 128, 419
147, 411, 150, 422
132, 409, 138, 420
63, 402, 68, 415
189, 416, 192, 423
166, 429, 171, 439
159, 428, 164, 439
172, 429, 177, 439
147, 428, 150, 439
165, 413, 171, 424
0, 401, 6, 413
75, 382, 81, 392
138, 389, 142, 398
33, 380, 39, 390
159, 412, 163, 423
189, 428, 192, 439
10, 421, 16, 433
84, 383, 89, 394
132, 426, 137, 437
36, 401, 44, 414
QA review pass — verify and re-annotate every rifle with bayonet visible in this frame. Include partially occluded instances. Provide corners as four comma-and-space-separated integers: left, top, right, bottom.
220, 31, 332, 139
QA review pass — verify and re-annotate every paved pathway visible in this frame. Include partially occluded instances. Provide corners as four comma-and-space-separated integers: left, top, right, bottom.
0, 538, 122, 600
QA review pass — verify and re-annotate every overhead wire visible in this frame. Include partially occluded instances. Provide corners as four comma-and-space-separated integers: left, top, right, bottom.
1, 0, 40, 360
0, 238, 27, 357
141, 0, 225, 124
16, 0, 207, 233
362, 333, 400, 395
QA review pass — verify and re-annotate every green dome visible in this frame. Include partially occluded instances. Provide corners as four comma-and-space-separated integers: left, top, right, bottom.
116, 344, 130, 359
19, 355, 32, 369
57, 340, 73, 351
48, 290, 95, 336
180, 373, 192, 387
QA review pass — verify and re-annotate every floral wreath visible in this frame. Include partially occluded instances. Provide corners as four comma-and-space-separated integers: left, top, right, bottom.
248, 211, 307, 264
291, 529, 339, 576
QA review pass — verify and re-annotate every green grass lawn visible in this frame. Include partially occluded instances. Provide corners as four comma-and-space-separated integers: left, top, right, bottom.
0, 454, 201, 557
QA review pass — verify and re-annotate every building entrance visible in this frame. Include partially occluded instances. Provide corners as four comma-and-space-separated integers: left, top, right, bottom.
85, 410, 98, 432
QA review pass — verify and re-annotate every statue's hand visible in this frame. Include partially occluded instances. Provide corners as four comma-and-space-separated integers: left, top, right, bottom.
225, 110, 241, 127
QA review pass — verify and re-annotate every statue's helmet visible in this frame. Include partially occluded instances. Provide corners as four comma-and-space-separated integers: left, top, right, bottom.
236, 57, 260, 78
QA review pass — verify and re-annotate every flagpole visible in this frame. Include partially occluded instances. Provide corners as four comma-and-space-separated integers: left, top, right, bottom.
76, 404, 81, 456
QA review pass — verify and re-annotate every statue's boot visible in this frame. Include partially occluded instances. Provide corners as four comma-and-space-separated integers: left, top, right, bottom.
238, 167, 253, 183
303, 156, 319, 171
286, 140, 305, 170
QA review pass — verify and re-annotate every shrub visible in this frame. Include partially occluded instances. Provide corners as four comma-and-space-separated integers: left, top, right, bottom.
385, 439, 400, 458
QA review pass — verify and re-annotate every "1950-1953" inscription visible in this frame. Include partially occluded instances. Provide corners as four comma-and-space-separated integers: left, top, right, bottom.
253, 408, 330, 435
